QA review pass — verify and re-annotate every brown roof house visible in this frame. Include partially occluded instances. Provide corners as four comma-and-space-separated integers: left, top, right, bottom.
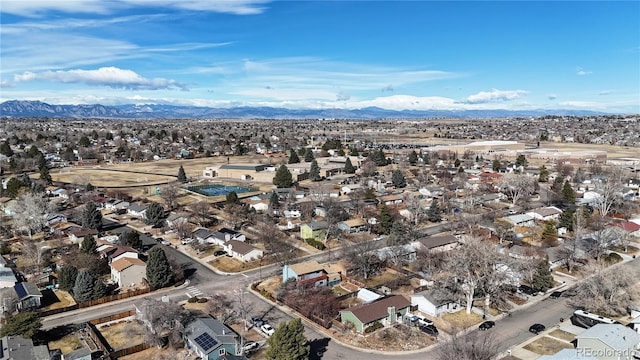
110, 257, 146, 288
222, 240, 263, 262
339, 295, 411, 333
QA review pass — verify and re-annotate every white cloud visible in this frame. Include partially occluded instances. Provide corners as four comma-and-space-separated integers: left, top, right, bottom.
381, 84, 394, 92
336, 91, 351, 101
13, 67, 188, 90
0, 0, 270, 16
463, 89, 528, 104
576, 67, 592, 76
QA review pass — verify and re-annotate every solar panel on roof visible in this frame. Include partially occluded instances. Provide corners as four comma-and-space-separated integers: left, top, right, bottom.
194, 333, 218, 351
14, 283, 27, 299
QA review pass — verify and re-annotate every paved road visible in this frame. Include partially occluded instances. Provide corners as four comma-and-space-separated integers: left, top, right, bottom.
42, 221, 639, 359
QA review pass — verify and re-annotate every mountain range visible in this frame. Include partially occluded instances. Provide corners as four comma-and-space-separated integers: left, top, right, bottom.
0, 100, 607, 120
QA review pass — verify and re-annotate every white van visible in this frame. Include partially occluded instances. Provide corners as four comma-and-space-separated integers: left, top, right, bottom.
416, 315, 433, 327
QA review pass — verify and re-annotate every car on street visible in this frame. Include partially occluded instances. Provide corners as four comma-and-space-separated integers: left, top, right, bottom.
519, 285, 540, 296
243, 341, 259, 352
529, 323, 546, 334
549, 291, 563, 299
181, 238, 195, 245
479, 321, 495, 330
214, 250, 227, 256
261, 323, 275, 336
419, 325, 438, 336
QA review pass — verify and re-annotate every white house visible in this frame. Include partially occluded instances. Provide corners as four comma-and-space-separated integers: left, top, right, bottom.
210, 228, 246, 246
526, 206, 563, 221
127, 204, 148, 218
110, 257, 146, 288
223, 240, 263, 262
411, 289, 458, 317
502, 214, 535, 227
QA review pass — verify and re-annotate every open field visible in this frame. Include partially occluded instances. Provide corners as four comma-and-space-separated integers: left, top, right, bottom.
98, 320, 145, 350
437, 310, 483, 333
523, 336, 574, 355
50, 168, 176, 187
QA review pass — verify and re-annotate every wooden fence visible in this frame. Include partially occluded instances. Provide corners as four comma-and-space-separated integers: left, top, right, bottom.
111, 343, 151, 359
78, 287, 150, 308
89, 310, 137, 325
85, 322, 112, 354
40, 304, 79, 317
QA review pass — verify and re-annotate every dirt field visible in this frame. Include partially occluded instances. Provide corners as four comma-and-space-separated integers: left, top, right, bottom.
97, 320, 146, 350
40, 289, 77, 310
50, 168, 176, 187
523, 336, 574, 355
119, 347, 192, 360
435, 310, 483, 334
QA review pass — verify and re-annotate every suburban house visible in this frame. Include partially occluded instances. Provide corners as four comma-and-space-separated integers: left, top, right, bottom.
379, 193, 404, 206
127, 204, 148, 218
375, 245, 417, 264
538, 324, 640, 360
411, 289, 458, 317
100, 245, 139, 264
68, 228, 98, 244
13, 282, 43, 311
0, 335, 50, 360
166, 211, 191, 228
246, 198, 269, 213
340, 295, 411, 333
222, 240, 263, 262
0, 256, 17, 289
300, 221, 329, 241
283, 210, 302, 219
62, 347, 92, 360
337, 218, 368, 233
193, 228, 215, 243
210, 228, 246, 246
282, 260, 342, 287
615, 221, 640, 237
526, 206, 563, 221
501, 214, 535, 228
411, 235, 459, 253
110, 257, 147, 288
46, 213, 67, 226
104, 199, 130, 211
184, 317, 242, 360
357, 288, 383, 304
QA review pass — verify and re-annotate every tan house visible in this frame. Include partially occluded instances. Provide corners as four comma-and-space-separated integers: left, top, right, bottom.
110, 257, 146, 288
223, 240, 263, 262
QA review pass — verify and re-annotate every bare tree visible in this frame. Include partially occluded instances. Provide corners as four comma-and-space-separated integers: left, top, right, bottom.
257, 222, 296, 266
9, 192, 51, 240
439, 237, 510, 314
160, 183, 180, 210
497, 173, 535, 206
591, 167, 624, 218
207, 292, 237, 324
436, 329, 499, 360
189, 201, 211, 227
234, 287, 254, 332
171, 218, 194, 241
570, 266, 639, 317
137, 299, 194, 349
344, 237, 382, 280
404, 193, 427, 226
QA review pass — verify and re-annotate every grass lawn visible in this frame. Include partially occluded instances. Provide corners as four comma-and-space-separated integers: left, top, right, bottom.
208, 256, 254, 272
332, 285, 350, 296
439, 310, 483, 332
548, 329, 576, 342
40, 289, 77, 310
523, 336, 574, 355
98, 320, 145, 350
609, 245, 640, 254
48, 334, 83, 354
365, 270, 400, 287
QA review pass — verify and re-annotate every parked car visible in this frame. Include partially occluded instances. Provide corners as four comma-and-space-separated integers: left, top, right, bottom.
243, 341, 259, 352
214, 250, 227, 256
519, 285, 540, 296
549, 291, 563, 299
261, 323, 275, 336
251, 316, 264, 327
419, 325, 438, 336
479, 321, 495, 330
529, 323, 546, 334
181, 238, 195, 245
416, 315, 433, 327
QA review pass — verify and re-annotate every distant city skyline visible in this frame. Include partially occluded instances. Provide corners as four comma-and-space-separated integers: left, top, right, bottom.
1, 1, 638, 113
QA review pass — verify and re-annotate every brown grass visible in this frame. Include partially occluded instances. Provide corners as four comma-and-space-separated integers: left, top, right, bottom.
548, 329, 576, 342
365, 269, 400, 287
437, 310, 483, 333
41, 290, 77, 310
98, 320, 145, 350
48, 334, 83, 354
51, 168, 176, 187
523, 336, 574, 355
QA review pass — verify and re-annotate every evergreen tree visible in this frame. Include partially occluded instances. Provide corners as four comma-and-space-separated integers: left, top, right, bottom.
6, 177, 23, 198
492, 159, 501, 172
516, 154, 527, 167
375, 204, 394, 235
268, 191, 280, 211
73, 268, 95, 302
226, 191, 239, 205
85, 183, 95, 192
119, 231, 142, 249
92, 279, 108, 300
538, 165, 549, 182
0, 141, 13, 157
288, 150, 300, 164
80, 235, 97, 254
144, 203, 165, 227
562, 180, 575, 204
303, 148, 314, 162
427, 200, 442, 222
344, 157, 355, 174
408, 150, 418, 165
146, 246, 174, 290
309, 160, 321, 181
58, 265, 78, 292
558, 208, 575, 231
0, 312, 42, 338
177, 165, 187, 183
532, 261, 554, 291
541, 220, 558, 246
454, 158, 461, 168
39, 166, 52, 185
391, 169, 406, 188
273, 165, 294, 188
82, 201, 102, 230
266, 318, 310, 360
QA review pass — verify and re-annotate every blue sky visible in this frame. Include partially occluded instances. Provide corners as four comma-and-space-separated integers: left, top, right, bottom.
1, 1, 638, 113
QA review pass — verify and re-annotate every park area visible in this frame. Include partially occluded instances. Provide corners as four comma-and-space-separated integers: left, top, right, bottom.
50, 168, 176, 188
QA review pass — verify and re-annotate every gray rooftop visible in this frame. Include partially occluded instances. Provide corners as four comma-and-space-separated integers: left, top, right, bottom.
185, 317, 237, 355
578, 324, 640, 351
0, 335, 50, 360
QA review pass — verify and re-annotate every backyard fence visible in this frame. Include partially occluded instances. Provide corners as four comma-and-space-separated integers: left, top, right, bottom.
89, 309, 137, 325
